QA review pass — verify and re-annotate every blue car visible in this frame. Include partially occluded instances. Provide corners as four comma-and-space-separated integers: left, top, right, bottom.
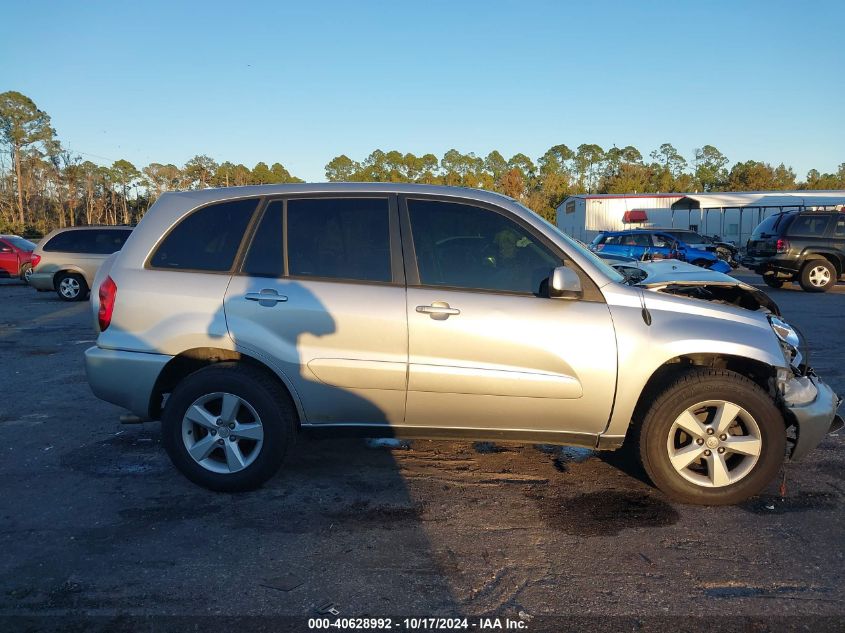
589, 229, 732, 273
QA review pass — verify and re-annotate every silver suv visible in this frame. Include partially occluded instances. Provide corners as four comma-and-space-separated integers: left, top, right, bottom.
84, 184, 842, 504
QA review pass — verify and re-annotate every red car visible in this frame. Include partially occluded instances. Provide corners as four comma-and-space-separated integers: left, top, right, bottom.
0, 235, 37, 282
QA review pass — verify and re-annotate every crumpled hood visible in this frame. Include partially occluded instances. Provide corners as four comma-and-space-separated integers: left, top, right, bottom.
614, 259, 781, 315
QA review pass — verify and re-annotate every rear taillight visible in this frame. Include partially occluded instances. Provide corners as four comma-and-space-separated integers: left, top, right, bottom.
98, 276, 117, 331
776, 238, 789, 253
30, 254, 41, 268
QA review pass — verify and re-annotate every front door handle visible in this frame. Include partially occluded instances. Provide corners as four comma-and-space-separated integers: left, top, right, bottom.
416, 302, 460, 320
245, 290, 288, 306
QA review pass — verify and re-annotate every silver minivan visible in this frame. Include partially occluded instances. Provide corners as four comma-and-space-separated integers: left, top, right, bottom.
84, 184, 841, 504
29, 226, 133, 301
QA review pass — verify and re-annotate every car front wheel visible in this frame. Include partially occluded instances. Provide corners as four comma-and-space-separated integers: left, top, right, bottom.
162, 362, 297, 491
638, 368, 785, 505
763, 275, 784, 289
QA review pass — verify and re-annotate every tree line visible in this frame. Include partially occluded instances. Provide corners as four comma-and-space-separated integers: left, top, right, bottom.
2, 90, 843, 234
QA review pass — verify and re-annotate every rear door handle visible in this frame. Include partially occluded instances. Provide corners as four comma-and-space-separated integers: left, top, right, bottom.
245, 290, 288, 306
416, 302, 460, 320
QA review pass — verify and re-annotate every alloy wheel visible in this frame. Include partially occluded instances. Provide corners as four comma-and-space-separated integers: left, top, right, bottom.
181, 392, 265, 474
59, 277, 80, 299
666, 400, 762, 488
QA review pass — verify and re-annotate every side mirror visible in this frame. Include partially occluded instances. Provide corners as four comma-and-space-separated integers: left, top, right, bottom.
549, 266, 582, 300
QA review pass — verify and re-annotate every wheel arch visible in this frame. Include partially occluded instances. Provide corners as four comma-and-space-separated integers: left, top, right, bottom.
802, 251, 841, 276
628, 353, 779, 437
149, 347, 304, 425
52, 266, 89, 289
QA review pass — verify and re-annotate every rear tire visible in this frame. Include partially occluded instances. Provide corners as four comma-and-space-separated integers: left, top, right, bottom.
690, 259, 709, 268
763, 276, 784, 289
55, 272, 88, 301
162, 362, 297, 492
638, 368, 786, 505
19, 263, 32, 283
799, 260, 836, 292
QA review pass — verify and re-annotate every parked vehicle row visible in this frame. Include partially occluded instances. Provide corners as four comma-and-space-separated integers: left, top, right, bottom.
743, 209, 845, 292
83, 183, 841, 505
588, 229, 733, 273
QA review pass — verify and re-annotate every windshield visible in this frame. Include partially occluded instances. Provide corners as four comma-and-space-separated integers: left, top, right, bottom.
4, 236, 36, 251
530, 213, 625, 284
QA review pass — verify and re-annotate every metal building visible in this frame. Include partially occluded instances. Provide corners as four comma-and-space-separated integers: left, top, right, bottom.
557, 190, 845, 245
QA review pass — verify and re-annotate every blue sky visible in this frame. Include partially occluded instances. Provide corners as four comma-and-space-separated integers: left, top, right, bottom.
2, 0, 843, 182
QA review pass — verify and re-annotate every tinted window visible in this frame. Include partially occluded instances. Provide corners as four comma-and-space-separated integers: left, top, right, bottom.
408, 199, 560, 294
286, 198, 391, 282
834, 216, 845, 237
751, 213, 793, 239
150, 199, 258, 271
787, 214, 831, 237
91, 230, 131, 254
44, 230, 87, 252
243, 201, 283, 277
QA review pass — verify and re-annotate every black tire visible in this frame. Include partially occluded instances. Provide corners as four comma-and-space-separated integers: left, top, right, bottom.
763, 276, 784, 289
690, 259, 709, 268
19, 262, 32, 282
637, 368, 786, 505
799, 260, 836, 293
55, 272, 88, 301
162, 362, 297, 492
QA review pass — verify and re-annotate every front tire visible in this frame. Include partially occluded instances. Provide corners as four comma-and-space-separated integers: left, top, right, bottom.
162, 362, 297, 492
55, 272, 88, 301
638, 369, 785, 505
763, 275, 784, 289
799, 260, 836, 292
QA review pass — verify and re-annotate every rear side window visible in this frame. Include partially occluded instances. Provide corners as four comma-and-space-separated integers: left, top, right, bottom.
286, 198, 391, 282
787, 214, 832, 237
44, 230, 88, 253
91, 230, 131, 254
150, 198, 259, 271
242, 201, 284, 277
834, 215, 845, 237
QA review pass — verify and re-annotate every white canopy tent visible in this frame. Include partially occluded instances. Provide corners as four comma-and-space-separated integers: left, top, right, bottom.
670, 191, 845, 244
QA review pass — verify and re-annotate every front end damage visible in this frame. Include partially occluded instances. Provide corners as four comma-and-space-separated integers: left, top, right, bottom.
631, 261, 842, 460
778, 370, 843, 460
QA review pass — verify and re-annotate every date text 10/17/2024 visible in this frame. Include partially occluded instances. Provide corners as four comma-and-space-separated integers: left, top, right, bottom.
308, 617, 531, 631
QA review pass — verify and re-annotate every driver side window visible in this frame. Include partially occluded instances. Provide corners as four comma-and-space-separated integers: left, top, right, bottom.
407, 199, 561, 294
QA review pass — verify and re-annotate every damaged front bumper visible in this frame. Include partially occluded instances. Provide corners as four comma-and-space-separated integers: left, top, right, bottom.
782, 373, 843, 461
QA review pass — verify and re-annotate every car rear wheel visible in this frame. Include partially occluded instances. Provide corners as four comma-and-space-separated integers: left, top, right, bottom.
799, 260, 836, 292
690, 259, 709, 268
637, 368, 785, 505
763, 275, 784, 289
19, 263, 32, 283
162, 362, 297, 492
55, 272, 88, 301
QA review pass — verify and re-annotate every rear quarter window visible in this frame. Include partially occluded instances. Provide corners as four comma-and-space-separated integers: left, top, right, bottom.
787, 215, 832, 238
150, 198, 259, 271
43, 230, 89, 253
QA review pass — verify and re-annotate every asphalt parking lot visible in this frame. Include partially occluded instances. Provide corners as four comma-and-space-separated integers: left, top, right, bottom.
0, 274, 843, 630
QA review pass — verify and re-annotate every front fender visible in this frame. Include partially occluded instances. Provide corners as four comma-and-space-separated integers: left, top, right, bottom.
602, 288, 785, 441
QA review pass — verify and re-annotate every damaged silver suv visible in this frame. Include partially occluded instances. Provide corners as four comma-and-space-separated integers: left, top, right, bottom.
84, 184, 842, 504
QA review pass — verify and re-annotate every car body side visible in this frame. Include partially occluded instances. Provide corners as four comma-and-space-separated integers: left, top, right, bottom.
86, 184, 812, 452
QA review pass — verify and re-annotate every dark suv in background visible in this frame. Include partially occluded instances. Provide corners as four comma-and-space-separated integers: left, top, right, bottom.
744, 210, 845, 292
